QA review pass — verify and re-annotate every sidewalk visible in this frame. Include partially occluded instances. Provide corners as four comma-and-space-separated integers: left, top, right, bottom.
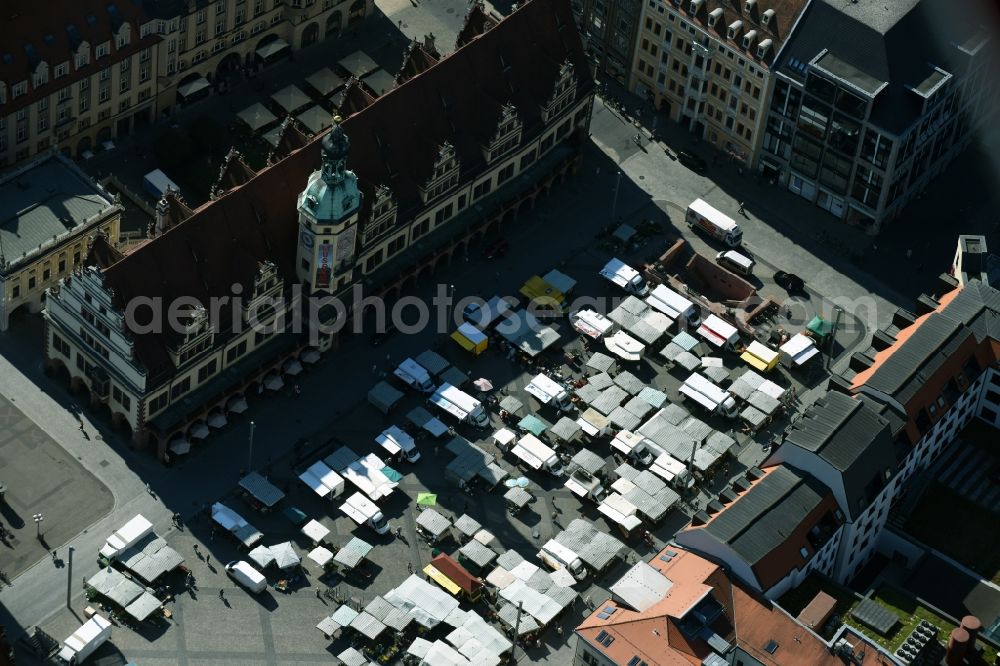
596, 75, 999, 305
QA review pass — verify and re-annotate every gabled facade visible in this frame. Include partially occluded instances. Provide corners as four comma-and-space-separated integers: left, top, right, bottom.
43, 0, 595, 458
629, 0, 809, 169
765, 391, 900, 586
675, 464, 844, 599
0, 0, 374, 169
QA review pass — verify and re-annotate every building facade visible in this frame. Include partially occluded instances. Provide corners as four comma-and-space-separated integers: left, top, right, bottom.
43, 0, 595, 458
0, 152, 121, 330
758, 0, 998, 232
0, 0, 373, 170
627, 0, 808, 168
573, 0, 643, 85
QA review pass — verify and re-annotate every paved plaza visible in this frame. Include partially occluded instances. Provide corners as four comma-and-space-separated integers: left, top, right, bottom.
3, 1, 997, 662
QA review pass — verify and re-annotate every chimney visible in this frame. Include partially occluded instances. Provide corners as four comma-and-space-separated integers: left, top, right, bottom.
154, 192, 170, 236
960, 616, 981, 645
946, 627, 970, 666
424, 33, 436, 54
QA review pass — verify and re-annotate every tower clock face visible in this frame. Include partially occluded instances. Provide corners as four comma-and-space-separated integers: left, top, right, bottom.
300, 230, 315, 249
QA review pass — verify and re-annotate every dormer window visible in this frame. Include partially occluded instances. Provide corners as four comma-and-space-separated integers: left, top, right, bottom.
365, 184, 398, 242
486, 102, 523, 162
544, 60, 577, 122
422, 142, 460, 203
33, 63, 49, 88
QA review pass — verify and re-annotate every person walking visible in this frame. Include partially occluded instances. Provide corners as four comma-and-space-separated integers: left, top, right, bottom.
738, 201, 746, 215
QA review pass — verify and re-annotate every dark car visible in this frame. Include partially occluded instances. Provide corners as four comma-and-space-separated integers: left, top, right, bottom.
676, 150, 708, 174
774, 270, 805, 292
482, 237, 509, 260
369, 322, 398, 347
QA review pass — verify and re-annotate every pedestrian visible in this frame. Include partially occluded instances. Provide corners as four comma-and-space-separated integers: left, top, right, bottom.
395, 526, 402, 538
218, 589, 224, 600
316, 589, 322, 599
205, 555, 211, 566
145, 482, 152, 494
738, 201, 745, 214
407, 562, 413, 574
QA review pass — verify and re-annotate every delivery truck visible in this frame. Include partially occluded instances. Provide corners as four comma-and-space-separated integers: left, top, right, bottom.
524, 373, 574, 412
394, 358, 435, 393
565, 468, 605, 502
611, 430, 654, 467
679, 372, 738, 418
57, 615, 112, 665
539, 539, 587, 580
686, 198, 743, 247
511, 434, 565, 477
646, 285, 701, 328
225, 560, 268, 593
650, 452, 695, 490
339, 491, 390, 534
376, 425, 420, 463
599, 258, 649, 296
430, 383, 489, 427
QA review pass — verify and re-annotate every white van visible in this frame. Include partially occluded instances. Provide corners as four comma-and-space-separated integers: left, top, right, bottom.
646, 285, 700, 327
225, 560, 267, 593
600, 258, 649, 296
716, 250, 755, 276
394, 358, 435, 393
539, 539, 587, 580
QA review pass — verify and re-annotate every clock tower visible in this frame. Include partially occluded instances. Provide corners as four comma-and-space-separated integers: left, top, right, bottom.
296, 116, 362, 292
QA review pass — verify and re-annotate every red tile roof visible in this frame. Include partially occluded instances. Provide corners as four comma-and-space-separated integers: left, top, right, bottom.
456, 1, 502, 48
212, 149, 257, 197
266, 117, 311, 166
395, 41, 440, 84
97, 0, 591, 378
576, 548, 889, 666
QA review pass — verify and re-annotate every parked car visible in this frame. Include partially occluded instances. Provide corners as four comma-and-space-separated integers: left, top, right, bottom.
774, 270, 805, 292
676, 150, 708, 174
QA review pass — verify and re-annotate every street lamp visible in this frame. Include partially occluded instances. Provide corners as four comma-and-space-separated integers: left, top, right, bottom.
33, 513, 44, 539
446, 284, 456, 328
248, 421, 256, 471
827, 306, 844, 370
611, 170, 623, 221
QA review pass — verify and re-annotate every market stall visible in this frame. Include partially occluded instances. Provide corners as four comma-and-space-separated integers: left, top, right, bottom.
333, 537, 374, 570
453, 514, 482, 542
425, 554, 484, 601
604, 330, 645, 361
451, 322, 489, 355
415, 509, 452, 544
503, 486, 532, 514
211, 503, 262, 548
740, 340, 780, 372
407, 406, 449, 437
238, 472, 285, 510
570, 308, 614, 339
780, 332, 821, 368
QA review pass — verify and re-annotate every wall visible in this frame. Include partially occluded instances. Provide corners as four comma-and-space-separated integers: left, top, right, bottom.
685, 252, 754, 301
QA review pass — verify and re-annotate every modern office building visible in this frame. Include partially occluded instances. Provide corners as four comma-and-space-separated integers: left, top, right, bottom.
43, 0, 595, 458
758, 0, 998, 231
0, 0, 372, 169
0, 152, 121, 331
628, 0, 809, 168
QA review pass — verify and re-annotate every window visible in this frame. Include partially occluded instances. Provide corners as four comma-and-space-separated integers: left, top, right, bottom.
226, 340, 248, 363
197, 359, 218, 383
52, 333, 70, 356
11, 284, 20, 299
497, 162, 515, 184
148, 391, 169, 415
170, 377, 191, 400
96, 43, 109, 59
28, 275, 36, 290
540, 133, 554, 153
473, 179, 492, 200
387, 234, 406, 256
433, 203, 453, 226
